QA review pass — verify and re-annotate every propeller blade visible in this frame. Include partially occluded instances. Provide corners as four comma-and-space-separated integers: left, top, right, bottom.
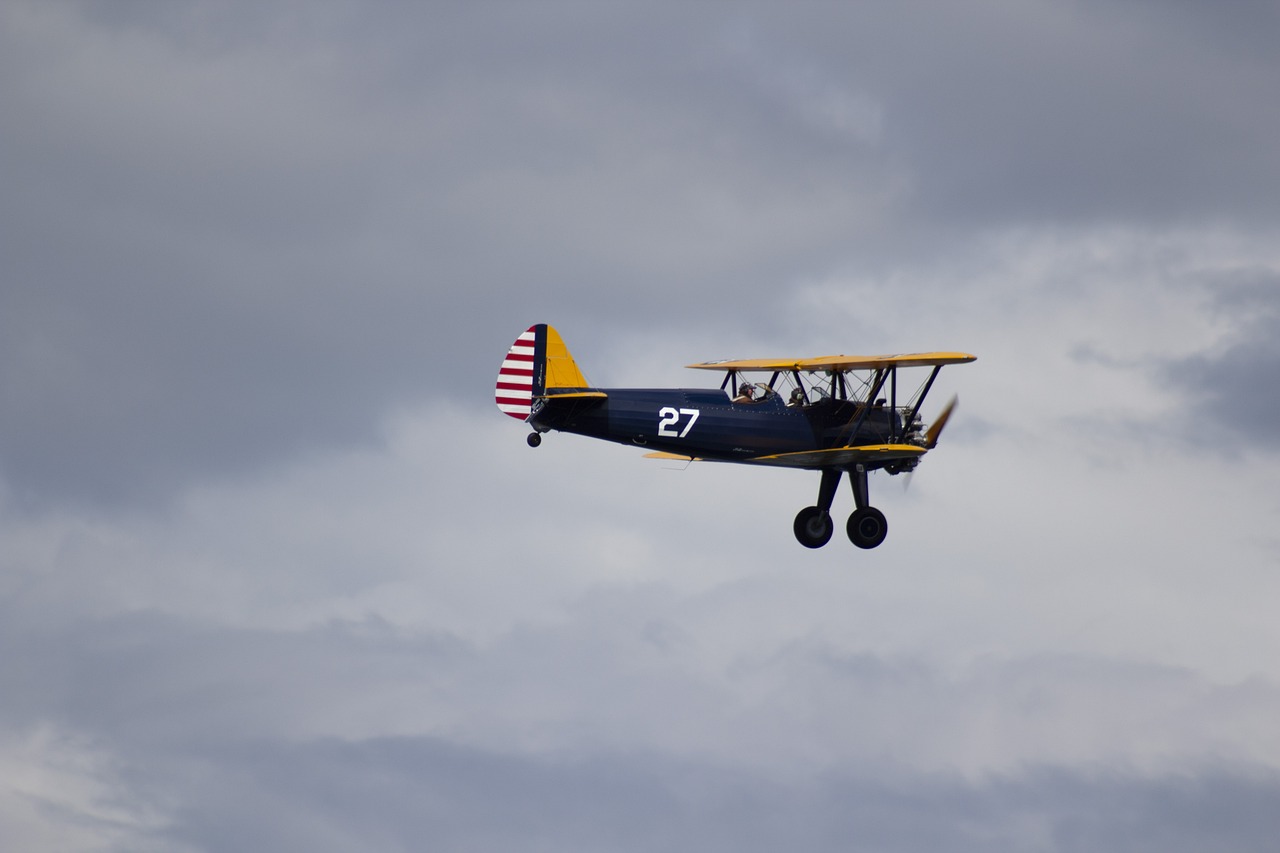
924, 395, 958, 450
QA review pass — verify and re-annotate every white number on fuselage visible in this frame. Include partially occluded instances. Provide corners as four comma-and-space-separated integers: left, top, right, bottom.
657, 407, 700, 438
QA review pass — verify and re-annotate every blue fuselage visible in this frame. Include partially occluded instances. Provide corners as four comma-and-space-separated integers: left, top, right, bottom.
528, 388, 904, 465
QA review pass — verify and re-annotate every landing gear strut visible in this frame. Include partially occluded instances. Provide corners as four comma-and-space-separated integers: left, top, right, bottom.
792, 465, 888, 550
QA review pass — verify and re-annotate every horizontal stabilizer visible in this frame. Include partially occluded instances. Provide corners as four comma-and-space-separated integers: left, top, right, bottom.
540, 390, 608, 400
643, 451, 700, 462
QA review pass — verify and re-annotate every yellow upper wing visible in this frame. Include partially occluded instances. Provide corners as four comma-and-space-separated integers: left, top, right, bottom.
687, 352, 976, 372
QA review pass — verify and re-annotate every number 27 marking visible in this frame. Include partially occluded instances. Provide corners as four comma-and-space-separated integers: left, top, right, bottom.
657, 407, 700, 438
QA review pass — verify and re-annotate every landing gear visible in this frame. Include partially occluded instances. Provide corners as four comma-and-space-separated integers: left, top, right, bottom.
847, 507, 887, 549
845, 464, 887, 550
794, 506, 834, 548
527, 432, 542, 447
793, 469, 840, 549
792, 465, 889, 550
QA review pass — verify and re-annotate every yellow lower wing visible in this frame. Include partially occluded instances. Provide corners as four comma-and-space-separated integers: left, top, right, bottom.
643, 444, 924, 469
744, 444, 926, 469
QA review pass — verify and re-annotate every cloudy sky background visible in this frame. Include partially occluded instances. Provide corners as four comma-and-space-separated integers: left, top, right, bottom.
3, 1, 1280, 849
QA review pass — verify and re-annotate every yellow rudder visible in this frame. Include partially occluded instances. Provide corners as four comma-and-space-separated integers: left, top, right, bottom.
542, 324, 591, 390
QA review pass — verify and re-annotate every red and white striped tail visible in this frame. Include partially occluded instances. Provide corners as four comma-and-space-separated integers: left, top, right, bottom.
495, 326, 537, 419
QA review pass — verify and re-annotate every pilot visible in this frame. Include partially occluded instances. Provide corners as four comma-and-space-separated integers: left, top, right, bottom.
733, 381, 756, 403
789, 388, 806, 407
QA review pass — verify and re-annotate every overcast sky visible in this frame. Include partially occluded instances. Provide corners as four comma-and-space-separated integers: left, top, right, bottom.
3, 1, 1280, 850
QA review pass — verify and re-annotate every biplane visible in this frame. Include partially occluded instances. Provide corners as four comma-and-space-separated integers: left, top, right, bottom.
496, 324, 975, 550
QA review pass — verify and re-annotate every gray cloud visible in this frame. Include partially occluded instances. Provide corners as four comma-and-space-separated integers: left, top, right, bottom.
6, 1, 1279, 505
146, 739, 1280, 853
5, 2, 1280, 850
6, 603, 1280, 851
1163, 270, 1280, 448
862, 0, 1280, 226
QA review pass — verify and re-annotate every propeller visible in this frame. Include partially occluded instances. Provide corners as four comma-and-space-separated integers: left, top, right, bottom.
906, 397, 957, 491
924, 395, 958, 450
904, 395, 958, 492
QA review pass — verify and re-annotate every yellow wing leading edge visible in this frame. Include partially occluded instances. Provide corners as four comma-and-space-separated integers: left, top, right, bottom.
687, 352, 976, 372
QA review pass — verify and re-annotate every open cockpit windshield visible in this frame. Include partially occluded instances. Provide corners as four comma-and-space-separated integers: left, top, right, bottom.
718, 364, 944, 447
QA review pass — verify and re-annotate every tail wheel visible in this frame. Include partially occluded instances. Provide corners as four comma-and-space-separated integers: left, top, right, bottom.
527, 432, 542, 448
794, 506, 834, 549
847, 507, 888, 549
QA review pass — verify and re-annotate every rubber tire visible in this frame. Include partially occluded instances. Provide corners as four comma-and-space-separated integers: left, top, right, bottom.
794, 506, 834, 549
847, 506, 888, 550
527, 433, 542, 448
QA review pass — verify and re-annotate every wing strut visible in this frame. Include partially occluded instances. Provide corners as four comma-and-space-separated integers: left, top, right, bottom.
840, 367, 892, 445
902, 365, 943, 436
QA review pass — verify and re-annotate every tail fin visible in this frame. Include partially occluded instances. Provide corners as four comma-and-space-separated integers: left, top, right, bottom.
495, 324, 592, 420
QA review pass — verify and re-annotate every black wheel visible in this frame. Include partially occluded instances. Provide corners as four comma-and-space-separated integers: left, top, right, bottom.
527, 432, 542, 448
793, 506, 834, 549
847, 507, 888, 549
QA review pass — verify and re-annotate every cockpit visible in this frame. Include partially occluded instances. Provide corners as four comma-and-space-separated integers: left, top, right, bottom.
725, 370, 822, 407
721, 369, 930, 445
731, 381, 776, 404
